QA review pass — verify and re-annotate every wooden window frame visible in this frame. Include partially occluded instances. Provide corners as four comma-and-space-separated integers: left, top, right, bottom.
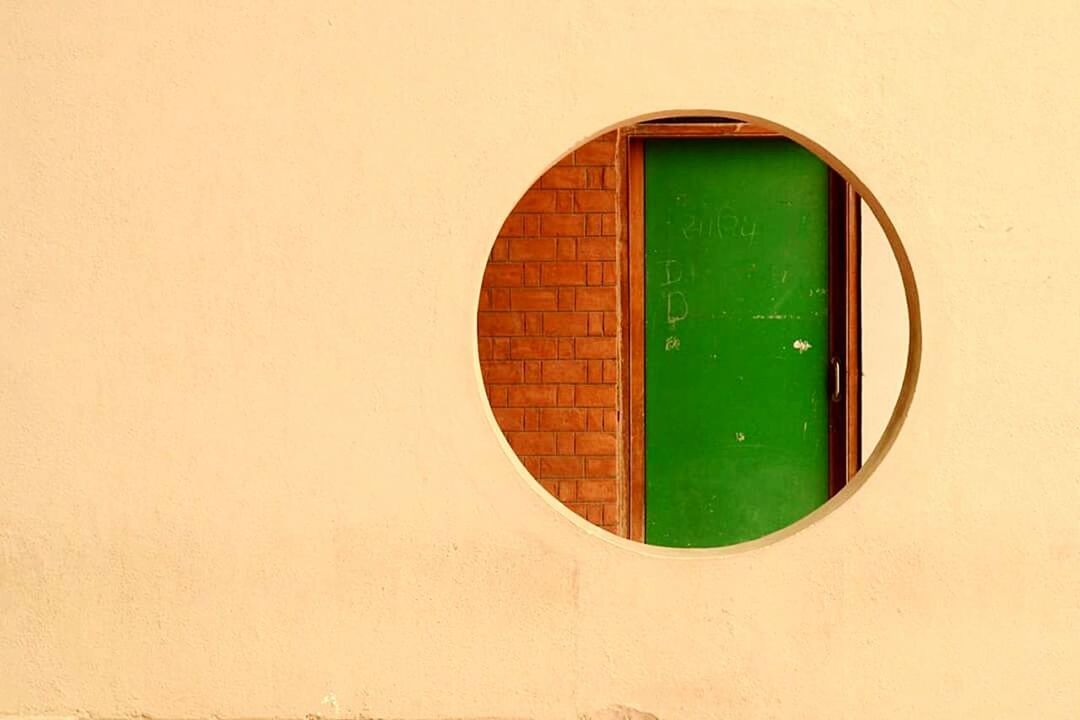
615, 122, 861, 542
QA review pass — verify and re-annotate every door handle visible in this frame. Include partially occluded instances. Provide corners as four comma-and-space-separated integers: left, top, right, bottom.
831, 357, 842, 402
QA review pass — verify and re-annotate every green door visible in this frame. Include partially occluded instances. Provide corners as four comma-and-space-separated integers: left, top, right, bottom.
643, 138, 831, 547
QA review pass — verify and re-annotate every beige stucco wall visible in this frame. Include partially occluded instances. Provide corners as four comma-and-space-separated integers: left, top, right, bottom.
861, 212, 908, 463
3, 2, 1079, 719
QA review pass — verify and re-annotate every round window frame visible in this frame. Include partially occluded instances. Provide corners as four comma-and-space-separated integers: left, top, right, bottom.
475, 108, 922, 556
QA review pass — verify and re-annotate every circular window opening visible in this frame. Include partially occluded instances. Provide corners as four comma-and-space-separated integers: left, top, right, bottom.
477, 112, 919, 548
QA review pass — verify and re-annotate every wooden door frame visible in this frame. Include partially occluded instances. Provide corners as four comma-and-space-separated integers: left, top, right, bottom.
615, 121, 861, 542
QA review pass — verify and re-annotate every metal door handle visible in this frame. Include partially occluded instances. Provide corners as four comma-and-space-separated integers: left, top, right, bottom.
831, 358, 841, 401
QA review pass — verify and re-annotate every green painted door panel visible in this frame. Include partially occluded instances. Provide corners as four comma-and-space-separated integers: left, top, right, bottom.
643, 138, 830, 547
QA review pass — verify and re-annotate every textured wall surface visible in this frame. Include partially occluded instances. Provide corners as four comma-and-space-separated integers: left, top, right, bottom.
3, 2, 1080, 719
478, 134, 619, 533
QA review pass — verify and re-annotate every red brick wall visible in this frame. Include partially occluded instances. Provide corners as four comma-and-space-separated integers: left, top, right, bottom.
478, 132, 620, 533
